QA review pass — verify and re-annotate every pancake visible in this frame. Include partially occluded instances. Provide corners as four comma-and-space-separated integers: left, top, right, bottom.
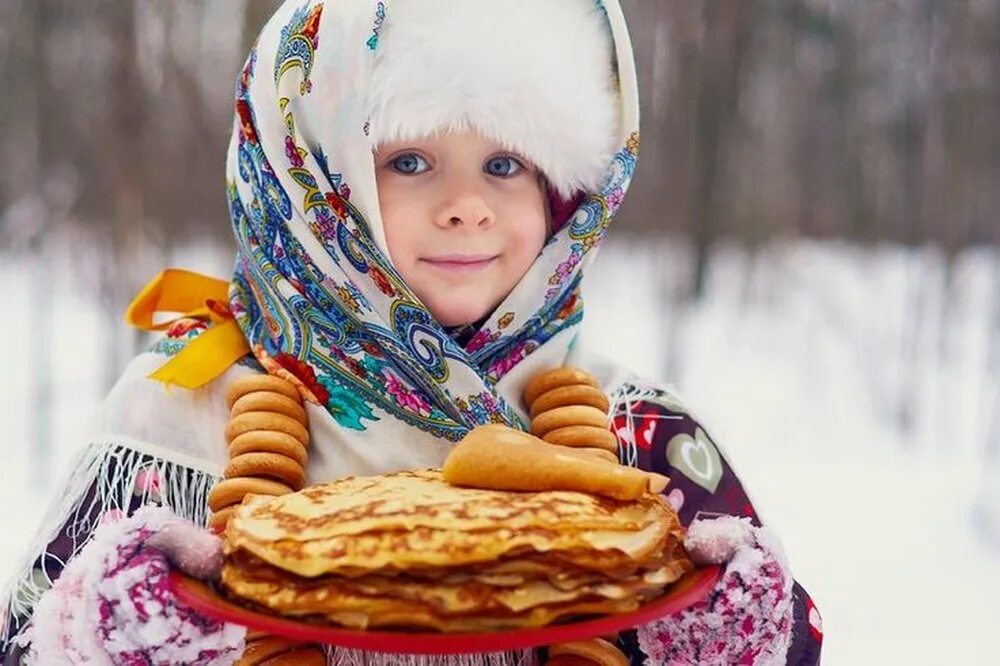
230, 469, 662, 538
221, 553, 690, 632
219, 468, 693, 632
227, 470, 677, 578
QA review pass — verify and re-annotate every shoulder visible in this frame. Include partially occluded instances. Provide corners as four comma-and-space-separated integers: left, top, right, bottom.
97, 325, 262, 471
578, 351, 763, 524
148, 317, 214, 357
576, 349, 695, 419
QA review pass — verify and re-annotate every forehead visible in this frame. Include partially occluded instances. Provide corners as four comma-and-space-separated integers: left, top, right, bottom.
375, 130, 509, 155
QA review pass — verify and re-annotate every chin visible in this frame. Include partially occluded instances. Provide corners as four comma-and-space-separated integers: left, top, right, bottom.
432, 301, 493, 328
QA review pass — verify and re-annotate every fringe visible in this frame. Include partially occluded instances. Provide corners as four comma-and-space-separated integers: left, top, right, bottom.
1, 439, 219, 650
328, 648, 540, 666
609, 377, 778, 529
608, 378, 685, 468
0, 440, 538, 665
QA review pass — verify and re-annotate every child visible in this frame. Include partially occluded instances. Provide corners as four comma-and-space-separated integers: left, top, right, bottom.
1, 1, 823, 663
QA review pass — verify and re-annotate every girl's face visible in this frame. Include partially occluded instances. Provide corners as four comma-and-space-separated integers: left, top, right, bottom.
375, 130, 548, 327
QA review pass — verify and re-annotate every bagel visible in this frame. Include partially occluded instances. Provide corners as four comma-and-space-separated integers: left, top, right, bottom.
225, 453, 306, 490
541, 425, 619, 452
523, 367, 599, 406
228, 431, 308, 467
548, 639, 628, 666
530, 383, 610, 417
226, 375, 301, 410
531, 405, 609, 437
224, 412, 309, 447
207, 477, 294, 512
231, 391, 308, 425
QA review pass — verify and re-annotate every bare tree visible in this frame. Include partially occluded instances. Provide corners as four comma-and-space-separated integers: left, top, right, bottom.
1, 0, 60, 483
689, 1, 758, 300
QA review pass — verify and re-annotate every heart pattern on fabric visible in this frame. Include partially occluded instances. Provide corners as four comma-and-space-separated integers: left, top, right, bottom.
666, 488, 685, 512
666, 427, 723, 493
639, 419, 657, 449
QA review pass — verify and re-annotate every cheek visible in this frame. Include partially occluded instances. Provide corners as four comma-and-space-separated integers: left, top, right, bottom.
377, 178, 418, 267
505, 203, 548, 265
512, 188, 549, 246
495, 176, 548, 249
381, 209, 408, 265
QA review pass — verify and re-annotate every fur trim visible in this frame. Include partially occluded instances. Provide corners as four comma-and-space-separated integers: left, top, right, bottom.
368, 0, 620, 198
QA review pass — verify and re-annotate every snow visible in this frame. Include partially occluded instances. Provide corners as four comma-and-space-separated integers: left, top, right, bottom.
3, 237, 998, 664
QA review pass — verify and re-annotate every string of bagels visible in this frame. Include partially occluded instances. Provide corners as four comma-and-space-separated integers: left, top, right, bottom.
209, 366, 659, 666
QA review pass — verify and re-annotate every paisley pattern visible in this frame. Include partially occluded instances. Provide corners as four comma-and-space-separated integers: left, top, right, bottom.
225, 0, 640, 441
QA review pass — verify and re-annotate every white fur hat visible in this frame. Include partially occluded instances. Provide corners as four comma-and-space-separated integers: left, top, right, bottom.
367, 0, 621, 198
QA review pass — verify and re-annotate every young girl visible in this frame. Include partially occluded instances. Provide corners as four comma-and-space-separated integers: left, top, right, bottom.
1, 1, 823, 663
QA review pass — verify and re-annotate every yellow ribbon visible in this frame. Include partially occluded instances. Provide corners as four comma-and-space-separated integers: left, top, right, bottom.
125, 268, 251, 389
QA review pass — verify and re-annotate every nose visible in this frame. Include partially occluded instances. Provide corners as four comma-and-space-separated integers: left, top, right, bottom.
434, 185, 495, 230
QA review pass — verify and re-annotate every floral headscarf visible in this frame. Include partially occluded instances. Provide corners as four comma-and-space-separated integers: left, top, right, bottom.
226, 0, 639, 457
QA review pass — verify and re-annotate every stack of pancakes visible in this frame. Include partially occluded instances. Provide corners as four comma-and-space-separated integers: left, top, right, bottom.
220, 470, 691, 632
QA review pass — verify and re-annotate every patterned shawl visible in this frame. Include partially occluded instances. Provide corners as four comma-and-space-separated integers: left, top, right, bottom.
226, 0, 639, 466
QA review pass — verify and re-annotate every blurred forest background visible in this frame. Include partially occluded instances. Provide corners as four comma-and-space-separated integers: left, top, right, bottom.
2, 0, 999, 375
1, 2, 999, 661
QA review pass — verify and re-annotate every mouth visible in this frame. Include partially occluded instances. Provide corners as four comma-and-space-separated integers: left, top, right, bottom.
420, 254, 498, 273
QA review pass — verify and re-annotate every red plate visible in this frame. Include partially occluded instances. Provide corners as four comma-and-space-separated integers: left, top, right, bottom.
169, 565, 720, 655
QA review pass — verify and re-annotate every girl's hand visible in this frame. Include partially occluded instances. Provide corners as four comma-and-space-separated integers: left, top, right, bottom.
145, 516, 225, 580
23, 507, 246, 665
636, 515, 796, 665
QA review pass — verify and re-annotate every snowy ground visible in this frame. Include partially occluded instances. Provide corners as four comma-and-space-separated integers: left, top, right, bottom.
2, 238, 998, 664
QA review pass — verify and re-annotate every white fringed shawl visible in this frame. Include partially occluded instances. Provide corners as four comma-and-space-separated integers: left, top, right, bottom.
2, 345, 660, 666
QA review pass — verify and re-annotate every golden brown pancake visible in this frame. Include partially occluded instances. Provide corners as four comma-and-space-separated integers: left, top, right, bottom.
232, 469, 662, 537
219, 469, 692, 632
221, 555, 688, 632
227, 470, 678, 578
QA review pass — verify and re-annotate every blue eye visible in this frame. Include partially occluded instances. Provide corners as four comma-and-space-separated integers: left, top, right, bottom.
484, 155, 523, 178
391, 153, 429, 175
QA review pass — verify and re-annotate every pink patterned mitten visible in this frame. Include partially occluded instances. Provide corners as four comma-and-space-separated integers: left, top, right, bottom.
636, 516, 794, 666
25, 506, 245, 665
